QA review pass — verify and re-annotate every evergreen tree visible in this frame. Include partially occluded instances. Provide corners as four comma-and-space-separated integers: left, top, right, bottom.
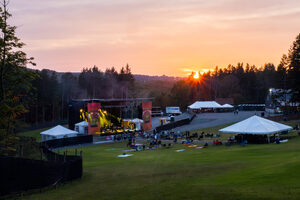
287, 33, 300, 101
0, 0, 36, 136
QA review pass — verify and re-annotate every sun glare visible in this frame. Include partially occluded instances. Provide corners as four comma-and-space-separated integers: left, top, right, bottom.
193, 72, 199, 79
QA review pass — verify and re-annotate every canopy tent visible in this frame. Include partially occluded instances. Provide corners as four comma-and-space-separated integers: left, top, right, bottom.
75, 121, 88, 126
221, 104, 234, 108
219, 115, 292, 135
188, 101, 222, 109
123, 118, 143, 130
74, 121, 88, 134
41, 125, 78, 141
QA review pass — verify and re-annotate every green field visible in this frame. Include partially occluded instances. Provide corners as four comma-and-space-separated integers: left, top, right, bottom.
13, 120, 300, 200
16, 135, 300, 200
18, 128, 47, 142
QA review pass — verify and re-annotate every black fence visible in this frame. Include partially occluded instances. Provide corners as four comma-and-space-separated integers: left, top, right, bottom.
41, 135, 93, 149
0, 146, 82, 197
156, 115, 196, 132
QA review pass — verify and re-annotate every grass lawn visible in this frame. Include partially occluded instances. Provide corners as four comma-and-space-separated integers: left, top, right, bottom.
190, 123, 236, 141
17, 128, 47, 142
15, 134, 300, 200
18, 125, 69, 142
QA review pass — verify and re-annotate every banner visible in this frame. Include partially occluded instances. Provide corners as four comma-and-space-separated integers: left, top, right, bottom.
87, 103, 101, 135
142, 102, 152, 131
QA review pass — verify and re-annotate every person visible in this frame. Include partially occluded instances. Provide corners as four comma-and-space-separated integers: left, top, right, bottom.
204, 142, 208, 148
240, 140, 247, 146
275, 137, 280, 144
174, 134, 177, 143
158, 140, 162, 146
127, 140, 131, 147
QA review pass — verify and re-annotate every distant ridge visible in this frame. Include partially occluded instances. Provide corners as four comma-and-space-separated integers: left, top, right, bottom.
28, 68, 184, 82
133, 74, 183, 82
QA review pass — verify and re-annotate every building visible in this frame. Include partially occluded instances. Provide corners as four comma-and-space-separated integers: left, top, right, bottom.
265, 88, 299, 114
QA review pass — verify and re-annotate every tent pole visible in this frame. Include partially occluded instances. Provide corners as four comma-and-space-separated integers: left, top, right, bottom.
267, 134, 270, 144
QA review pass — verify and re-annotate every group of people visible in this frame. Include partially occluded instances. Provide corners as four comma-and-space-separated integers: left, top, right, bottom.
185, 131, 220, 140
145, 130, 221, 142
233, 109, 239, 115
149, 140, 173, 149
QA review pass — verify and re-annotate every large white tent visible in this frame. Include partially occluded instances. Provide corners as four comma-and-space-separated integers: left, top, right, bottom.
188, 101, 222, 109
219, 115, 292, 135
41, 125, 78, 141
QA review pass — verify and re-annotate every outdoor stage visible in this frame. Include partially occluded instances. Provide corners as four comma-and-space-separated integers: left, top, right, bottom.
68, 98, 153, 135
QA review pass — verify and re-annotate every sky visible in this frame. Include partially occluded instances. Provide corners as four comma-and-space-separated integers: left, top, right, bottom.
9, 0, 300, 77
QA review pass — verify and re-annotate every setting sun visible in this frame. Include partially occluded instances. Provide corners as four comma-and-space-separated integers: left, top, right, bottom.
193, 72, 199, 79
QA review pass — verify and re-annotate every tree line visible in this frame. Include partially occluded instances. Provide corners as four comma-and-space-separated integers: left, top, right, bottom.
151, 34, 300, 109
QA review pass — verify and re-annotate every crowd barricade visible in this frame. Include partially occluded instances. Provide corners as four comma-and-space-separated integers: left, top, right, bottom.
0, 144, 82, 197
156, 115, 196, 132
41, 135, 93, 149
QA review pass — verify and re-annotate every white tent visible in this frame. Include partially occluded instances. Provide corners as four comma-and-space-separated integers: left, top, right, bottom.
222, 104, 234, 108
75, 121, 88, 134
188, 101, 222, 109
123, 118, 143, 130
41, 125, 78, 141
219, 115, 292, 135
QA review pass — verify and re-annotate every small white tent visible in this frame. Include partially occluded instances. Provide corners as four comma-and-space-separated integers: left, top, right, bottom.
75, 121, 88, 134
219, 115, 292, 135
188, 101, 222, 109
123, 118, 143, 130
40, 125, 78, 141
222, 104, 234, 108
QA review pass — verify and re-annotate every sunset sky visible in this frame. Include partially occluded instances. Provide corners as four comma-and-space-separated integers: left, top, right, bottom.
10, 0, 300, 77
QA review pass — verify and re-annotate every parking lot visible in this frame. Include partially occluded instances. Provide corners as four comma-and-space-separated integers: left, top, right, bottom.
152, 111, 265, 132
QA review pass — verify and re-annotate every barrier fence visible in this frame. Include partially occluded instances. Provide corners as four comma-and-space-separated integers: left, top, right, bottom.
41, 135, 93, 149
0, 144, 83, 197
156, 115, 196, 132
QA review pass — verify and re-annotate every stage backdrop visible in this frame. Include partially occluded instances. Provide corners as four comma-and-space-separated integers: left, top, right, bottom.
87, 103, 101, 135
142, 102, 152, 131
